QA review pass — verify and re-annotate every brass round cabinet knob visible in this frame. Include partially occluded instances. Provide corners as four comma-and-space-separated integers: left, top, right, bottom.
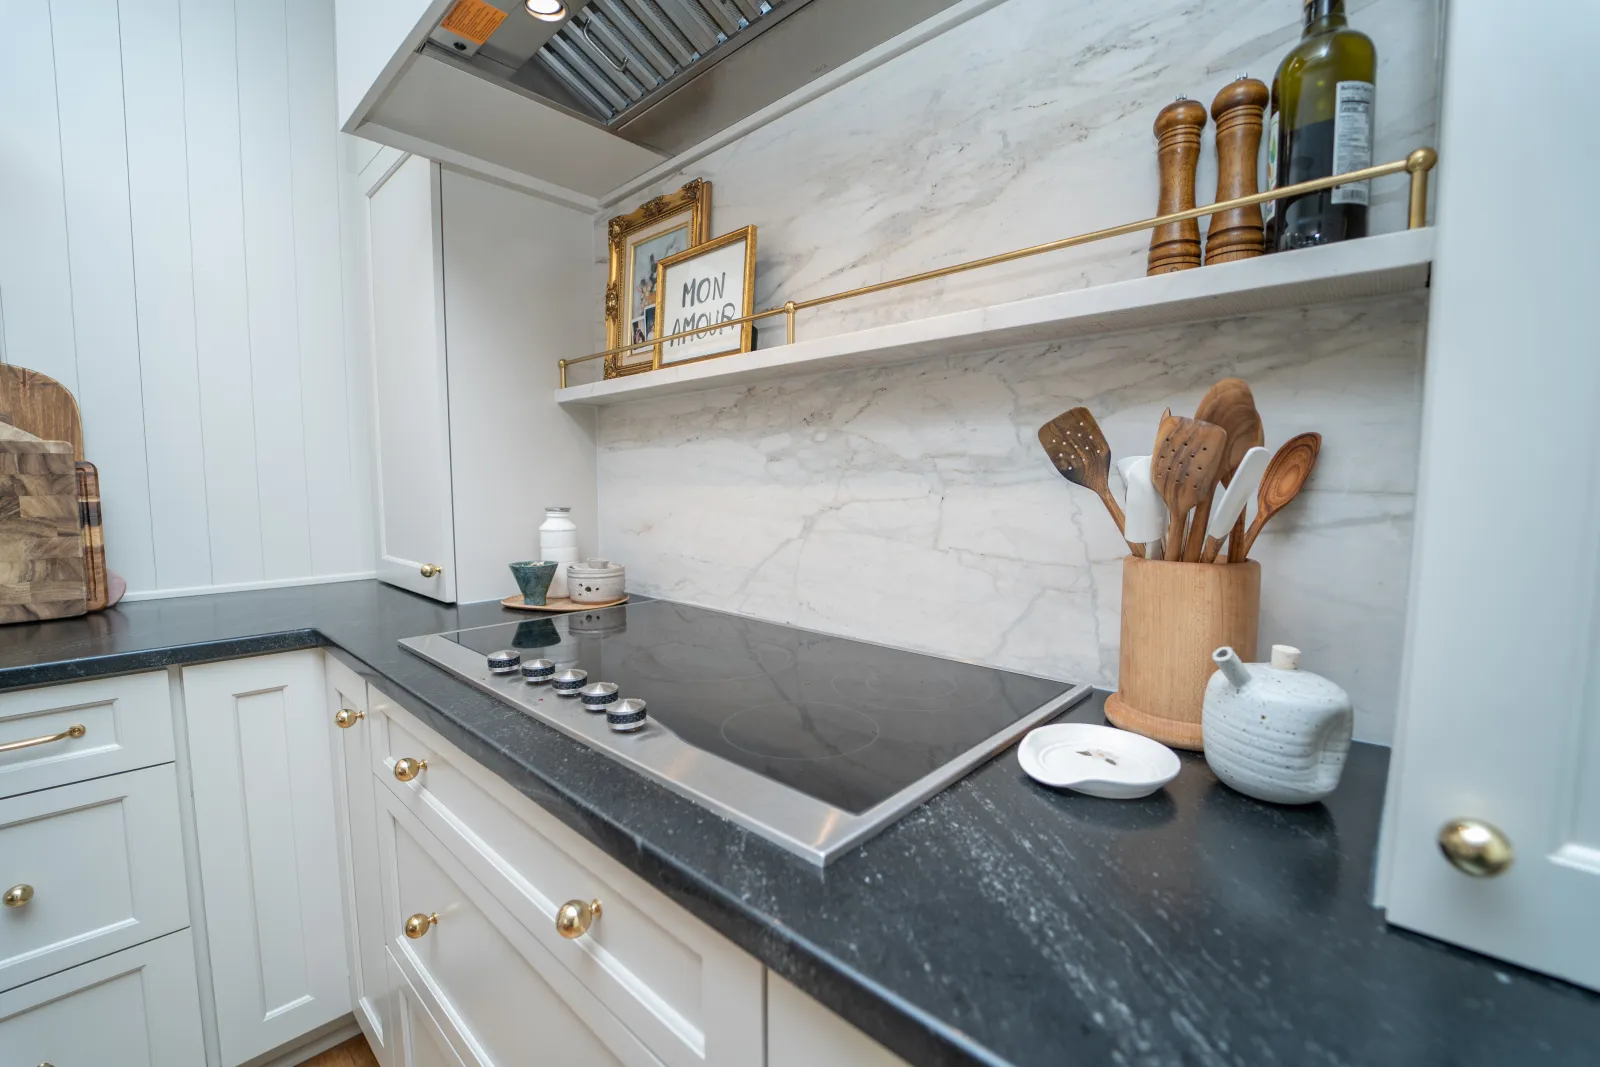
420, 563, 443, 578
555, 898, 602, 940
3, 883, 33, 908
1438, 818, 1513, 878
404, 912, 438, 939
334, 708, 364, 729
393, 757, 428, 782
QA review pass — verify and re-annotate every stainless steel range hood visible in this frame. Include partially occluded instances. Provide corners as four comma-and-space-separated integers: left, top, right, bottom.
424, 0, 964, 156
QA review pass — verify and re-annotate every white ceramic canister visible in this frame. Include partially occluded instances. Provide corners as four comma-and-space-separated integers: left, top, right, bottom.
566, 558, 625, 604
539, 507, 579, 598
1202, 644, 1353, 805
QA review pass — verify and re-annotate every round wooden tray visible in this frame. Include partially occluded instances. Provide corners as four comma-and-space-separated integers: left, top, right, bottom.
500, 593, 629, 614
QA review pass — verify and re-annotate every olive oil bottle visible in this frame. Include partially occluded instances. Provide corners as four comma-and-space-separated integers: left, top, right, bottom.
1263, 0, 1376, 251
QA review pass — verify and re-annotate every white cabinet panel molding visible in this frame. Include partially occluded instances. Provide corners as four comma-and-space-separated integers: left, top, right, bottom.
0, 764, 190, 992
183, 651, 350, 1064
327, 654, 395, 1066
0, 929, 206, 1067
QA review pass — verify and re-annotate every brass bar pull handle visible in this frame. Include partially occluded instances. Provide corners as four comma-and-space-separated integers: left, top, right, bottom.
0, 723, 85, 755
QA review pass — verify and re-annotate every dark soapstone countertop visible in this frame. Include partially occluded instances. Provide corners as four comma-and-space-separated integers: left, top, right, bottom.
2, 580, 1596, 1066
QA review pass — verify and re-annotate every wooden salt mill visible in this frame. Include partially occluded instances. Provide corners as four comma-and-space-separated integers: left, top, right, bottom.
1147, 96, 1207, 275
1205, 75, 1269, 264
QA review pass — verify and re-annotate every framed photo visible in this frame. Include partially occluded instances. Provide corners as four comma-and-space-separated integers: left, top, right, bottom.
653, 226, 757, 369
604, 178, 711, 378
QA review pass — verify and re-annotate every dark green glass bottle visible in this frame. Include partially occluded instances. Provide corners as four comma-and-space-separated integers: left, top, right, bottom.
1264, 0, 1377, 251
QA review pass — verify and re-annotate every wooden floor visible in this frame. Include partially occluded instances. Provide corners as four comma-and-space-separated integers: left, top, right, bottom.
299, 1035, 379, 1067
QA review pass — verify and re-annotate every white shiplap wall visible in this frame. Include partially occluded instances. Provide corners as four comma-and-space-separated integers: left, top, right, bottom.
0, 0, 375, 598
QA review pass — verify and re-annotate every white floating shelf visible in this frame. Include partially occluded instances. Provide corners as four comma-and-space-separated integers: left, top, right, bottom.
555, 227, 1433, 407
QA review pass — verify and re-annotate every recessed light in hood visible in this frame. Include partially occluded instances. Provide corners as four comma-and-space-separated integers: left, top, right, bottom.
524, 0, 568, 21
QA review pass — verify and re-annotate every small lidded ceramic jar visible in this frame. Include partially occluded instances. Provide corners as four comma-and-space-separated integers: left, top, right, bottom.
566, 559, 625, 604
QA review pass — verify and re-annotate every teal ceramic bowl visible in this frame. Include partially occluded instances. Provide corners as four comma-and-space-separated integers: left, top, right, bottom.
509, 561, 558, 606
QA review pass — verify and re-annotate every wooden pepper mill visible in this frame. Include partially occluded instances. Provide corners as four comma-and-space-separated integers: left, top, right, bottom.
1147, 96, 1208, 275
1205, 75, 1269, 264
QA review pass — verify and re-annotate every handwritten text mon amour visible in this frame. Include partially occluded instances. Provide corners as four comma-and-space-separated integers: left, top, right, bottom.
666, 270, 738, 345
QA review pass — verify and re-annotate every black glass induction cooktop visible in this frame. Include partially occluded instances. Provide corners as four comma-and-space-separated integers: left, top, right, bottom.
402, 599, 1089, 864
438, 600, 1073, 814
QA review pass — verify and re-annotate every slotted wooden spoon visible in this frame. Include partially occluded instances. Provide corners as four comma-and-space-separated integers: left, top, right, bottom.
1184, 378, 1263, 562
1233, 431, 1322, 560
1151, 415, 1229, 560
1038, 407, 1128, 545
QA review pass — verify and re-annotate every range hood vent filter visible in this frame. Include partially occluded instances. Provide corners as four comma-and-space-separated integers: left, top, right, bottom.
541, 0, 775, 123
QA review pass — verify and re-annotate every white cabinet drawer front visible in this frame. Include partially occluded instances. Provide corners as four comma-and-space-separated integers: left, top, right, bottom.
380, 790, 660, 1067
0, 671, 172, 798
0, 927, 205, 1067
371, 695, 763, 1067
0, 763, 189, 991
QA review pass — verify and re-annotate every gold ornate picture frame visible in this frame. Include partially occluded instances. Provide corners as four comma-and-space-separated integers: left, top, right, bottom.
653, 226, 757, 370
605, 179, 711, 378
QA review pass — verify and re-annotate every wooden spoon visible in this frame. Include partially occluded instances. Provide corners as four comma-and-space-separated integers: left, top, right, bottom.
1184, 378, 1263, 562
1233, 431, 1322, 560
1150, 415, 1229, 560
1037, 407, 1129, 548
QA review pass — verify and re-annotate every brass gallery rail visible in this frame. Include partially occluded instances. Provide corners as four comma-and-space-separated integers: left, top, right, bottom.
558, 147, 1438, 389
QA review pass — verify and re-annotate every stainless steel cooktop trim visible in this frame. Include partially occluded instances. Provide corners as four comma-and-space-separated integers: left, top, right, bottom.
399, 621, 1090, 866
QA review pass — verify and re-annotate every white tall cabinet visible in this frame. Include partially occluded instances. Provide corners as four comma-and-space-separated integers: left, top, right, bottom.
358, 146, 598, 604
1379, 1, 1600, 991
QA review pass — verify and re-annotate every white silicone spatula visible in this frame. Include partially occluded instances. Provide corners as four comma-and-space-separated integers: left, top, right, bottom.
1201, 445, 1270, 563
1116, 455, 1168, 558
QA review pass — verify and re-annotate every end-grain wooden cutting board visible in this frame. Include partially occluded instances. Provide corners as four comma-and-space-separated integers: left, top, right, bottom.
0, 423, 86, 622
0, 365, 107, 610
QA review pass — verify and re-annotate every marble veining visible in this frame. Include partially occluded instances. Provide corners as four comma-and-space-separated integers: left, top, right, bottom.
600, 296, 1425, 742
587, 0, 1442, 353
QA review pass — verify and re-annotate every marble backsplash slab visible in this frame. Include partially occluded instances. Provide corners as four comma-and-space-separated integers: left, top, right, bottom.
598, 295, 1425, 743
584, 0, 1441, 360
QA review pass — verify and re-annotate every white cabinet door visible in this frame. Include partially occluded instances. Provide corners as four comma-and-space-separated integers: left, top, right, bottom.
0, 671, 173, 800
1380, 3, 1600, 990
366, 152, 456, 602
768, 974, 908, 1067
0, 928, 205, 1067
183, 651, 351, 1065
328, 655, 394, 1066
0, 764, 189, 992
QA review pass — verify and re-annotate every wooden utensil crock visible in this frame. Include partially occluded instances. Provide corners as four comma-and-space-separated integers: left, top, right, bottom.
1106, 556, 1259, 750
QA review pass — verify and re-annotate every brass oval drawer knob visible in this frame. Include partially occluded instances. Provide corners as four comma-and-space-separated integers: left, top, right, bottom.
555, 898, 601, 940
3, 883, 34, 908
334, 708, 365, 729
393, 757, 428, 782
404, 912, 438, 939
420, 563, 443, 578
1438, 818, 1513, 877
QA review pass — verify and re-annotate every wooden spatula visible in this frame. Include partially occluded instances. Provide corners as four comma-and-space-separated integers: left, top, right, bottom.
1038, 407, 1127, 542
1151, 415, 1229, 560
1233, 431, 1321, 561
1184, 378, 1263, 561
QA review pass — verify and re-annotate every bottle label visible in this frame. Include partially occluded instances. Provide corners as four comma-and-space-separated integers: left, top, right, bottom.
1331, 80, 1374, 206
1263, 109, 1280, 223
